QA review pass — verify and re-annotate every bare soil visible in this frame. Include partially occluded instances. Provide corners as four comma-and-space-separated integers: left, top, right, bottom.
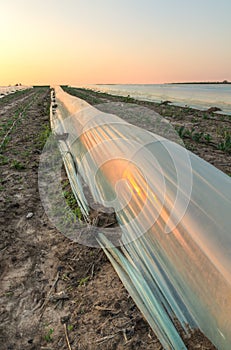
0, 86, 225, 349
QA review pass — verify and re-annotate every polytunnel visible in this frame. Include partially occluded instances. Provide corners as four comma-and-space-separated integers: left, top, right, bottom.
43, 86, 231, 350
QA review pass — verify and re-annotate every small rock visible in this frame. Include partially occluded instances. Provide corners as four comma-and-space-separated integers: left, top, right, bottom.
60, 315, 70, 324
26, 212, 34, 219
49, 291, 69, 302
206, 106, 222, 113
160, 100, 172, 105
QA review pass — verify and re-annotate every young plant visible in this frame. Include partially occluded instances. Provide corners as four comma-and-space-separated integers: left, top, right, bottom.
11, 160, 26, 170
204, 133, 212, 143
44, 328, 54, 343
176, 126, 186, 139
78, 276, 90, 286
37, 124, 51, 148
218, 134, 231, 153
192, 132, 203, 142
0, 155, 9, 166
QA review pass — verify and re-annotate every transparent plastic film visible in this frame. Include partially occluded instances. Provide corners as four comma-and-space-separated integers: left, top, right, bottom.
41, 86, 231, 350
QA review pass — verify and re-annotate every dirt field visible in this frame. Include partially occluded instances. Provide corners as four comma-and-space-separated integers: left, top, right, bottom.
1, 86, 228, 349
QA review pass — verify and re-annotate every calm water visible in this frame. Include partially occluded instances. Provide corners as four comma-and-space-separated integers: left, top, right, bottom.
83, 84, 231, 115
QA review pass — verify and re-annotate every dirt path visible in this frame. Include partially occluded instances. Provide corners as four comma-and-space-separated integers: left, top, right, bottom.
0, 87, 218, 350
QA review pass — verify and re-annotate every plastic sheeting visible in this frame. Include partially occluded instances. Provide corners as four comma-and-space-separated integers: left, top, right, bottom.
0, 85, 31, 98
51, 86, 231, 350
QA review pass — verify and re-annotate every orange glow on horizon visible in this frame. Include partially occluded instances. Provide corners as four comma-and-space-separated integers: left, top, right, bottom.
1, 1, 230, 86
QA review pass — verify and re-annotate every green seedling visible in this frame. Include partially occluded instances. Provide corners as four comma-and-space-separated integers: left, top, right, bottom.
44, 328, 54, 343
218, 134, 231, 153
11, 160, 26, 170
0, 155, 9, 166
37, 124, 51, 148
61, 273, 70, 281
176, 126, 186, 138
78, 276, 90, 286
204, 133, 212, 142
192, 132, 203, 142
0, 136, 11, 150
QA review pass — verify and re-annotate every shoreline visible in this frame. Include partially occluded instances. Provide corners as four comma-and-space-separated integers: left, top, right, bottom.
91, 81, 231, 85
62, 85, 230, 118
77, 84, 231, 116
169, 81, 231, 85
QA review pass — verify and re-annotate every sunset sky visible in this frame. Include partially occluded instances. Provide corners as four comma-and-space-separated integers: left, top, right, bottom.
0, 0, 230, 85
